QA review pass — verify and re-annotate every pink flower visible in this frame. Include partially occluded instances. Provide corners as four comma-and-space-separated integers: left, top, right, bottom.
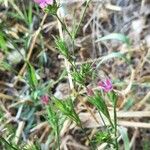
98, 79, 113, 93
41, 95, 49, 105
34, 0, 53, 8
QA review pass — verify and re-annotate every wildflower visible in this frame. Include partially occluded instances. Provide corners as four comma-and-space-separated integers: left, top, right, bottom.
41, 95, 49, 105
34, 0, 53, 8
98, 78, 113, 93
86, 87, 94, 96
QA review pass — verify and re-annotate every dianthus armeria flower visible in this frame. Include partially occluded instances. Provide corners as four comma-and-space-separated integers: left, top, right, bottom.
41, 95, 49, 105
98, 78, 113, 93
34, 0, 53, 8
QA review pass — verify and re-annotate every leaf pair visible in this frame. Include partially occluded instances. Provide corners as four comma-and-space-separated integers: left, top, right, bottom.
46, 105, 59, 132
72, 63, 93, 85
88, 91, 113, 127
45, 3, 59, 15
27, 62, 38, 90
54, 98, 81, 126
55, 37, 70, 60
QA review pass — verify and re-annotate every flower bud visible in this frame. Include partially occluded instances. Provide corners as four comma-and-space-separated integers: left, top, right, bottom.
41, 95, 49, 105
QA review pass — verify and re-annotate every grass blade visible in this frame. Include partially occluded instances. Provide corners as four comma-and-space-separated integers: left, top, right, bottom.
96, 33, 131, 46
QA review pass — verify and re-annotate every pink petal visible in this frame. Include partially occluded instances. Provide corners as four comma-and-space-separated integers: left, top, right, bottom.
34, 0, 42, 3
45, 0, 53, 4
98, 81, 104, 87
98, 79, 113, 93
106, 79, 111, 85
41, 95, 49, 105
39, 2, 47, 8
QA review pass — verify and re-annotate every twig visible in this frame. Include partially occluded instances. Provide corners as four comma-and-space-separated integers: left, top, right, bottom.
135, 91, 150, 110
14, 121, 25, 144
118, 121, 150, 128
129, 128, 138, 149
0, 93, 15, 101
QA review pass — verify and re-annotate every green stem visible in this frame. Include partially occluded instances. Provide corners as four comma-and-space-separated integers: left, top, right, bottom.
79, 124, 97, 150
73, 0, 92, 38
0, 136, 18, 150
114, 102, 118, 150
55, 14, 73, 39
46, 106, 60, 150
55, 126, 60, 150
98, 111, 107, 127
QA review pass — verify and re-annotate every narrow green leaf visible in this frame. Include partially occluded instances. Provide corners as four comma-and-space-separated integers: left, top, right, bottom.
54, 98, 81, 125
97, 52, 129, 68
55, 38, 69, 57
46, 105, 58, 131
0, 60, 12, 71
118, 127, 130, 150
96, 33, 130, 46
27, 62, 38, 89
107, 91, 117, 106
9, 0, 25, 20
0, 31, 7, 52
88, 91, 113, 127
55, 99, 67, 113
28, 1, 33, 25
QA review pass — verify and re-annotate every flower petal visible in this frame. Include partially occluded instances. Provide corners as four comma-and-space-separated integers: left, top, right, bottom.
98, 78, 113, 93
45, 0, 53, 4
41, 95, 49, 105
34, 0, 42, 4
39, 2, 47, 8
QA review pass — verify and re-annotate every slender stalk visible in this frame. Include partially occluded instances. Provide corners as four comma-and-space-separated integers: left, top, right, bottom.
79, 124, 97, 150
113, 101, 118, 150
56, 126, 60, 150
46, 106, 60, 150
98, 111, 107, 127
73, 0, 92, 38
98, 111, 113, 142
55, 14, 73, 39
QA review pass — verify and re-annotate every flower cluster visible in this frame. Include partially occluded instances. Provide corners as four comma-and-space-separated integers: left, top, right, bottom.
41, 95, 49, 105
34, 0, 53, 8
86, 78, 113, 97
98, 79, 113, 93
